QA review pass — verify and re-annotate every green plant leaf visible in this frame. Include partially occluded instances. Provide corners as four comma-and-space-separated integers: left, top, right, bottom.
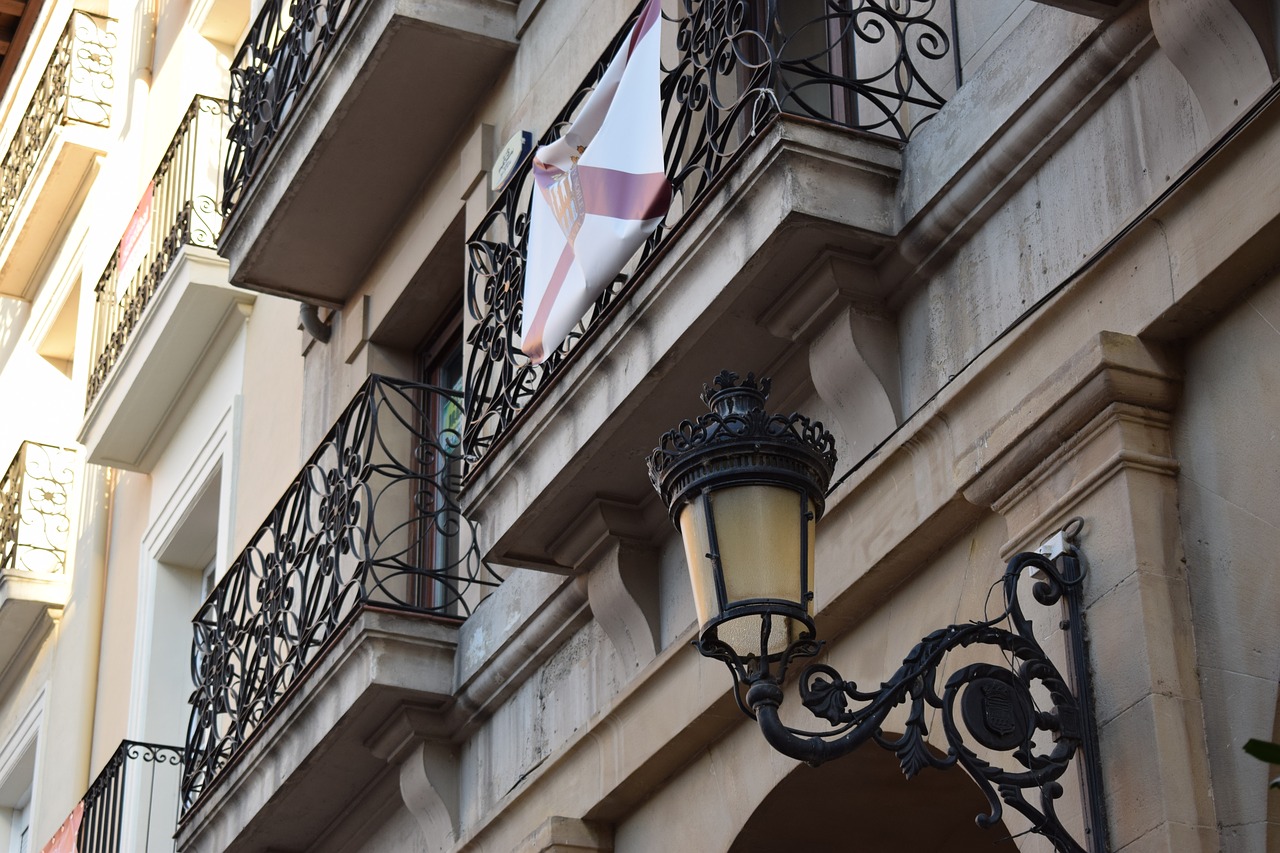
1243, 738, 1280, 765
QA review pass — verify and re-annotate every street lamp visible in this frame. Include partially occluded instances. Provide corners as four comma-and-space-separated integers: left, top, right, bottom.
646, 370, 833, 673
648, 371, 1106, 853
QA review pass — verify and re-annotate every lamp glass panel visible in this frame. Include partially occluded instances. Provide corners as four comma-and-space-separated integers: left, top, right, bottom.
712, 484, 805, 606
716, 613, 797, 658
678, 498, 720, 629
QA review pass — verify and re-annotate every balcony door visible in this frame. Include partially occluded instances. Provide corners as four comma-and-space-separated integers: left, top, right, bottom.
411, 315, 465, 613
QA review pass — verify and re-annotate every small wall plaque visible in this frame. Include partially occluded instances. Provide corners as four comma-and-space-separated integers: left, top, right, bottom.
491, 130, 534, 193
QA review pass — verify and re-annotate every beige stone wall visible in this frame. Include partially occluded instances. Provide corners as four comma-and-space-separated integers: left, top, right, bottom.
459, 616, 627, 829
898, 39, 1208, 413
233, 294, 305, 552
88, 470, 151, 770
1176, 270, 1280, 850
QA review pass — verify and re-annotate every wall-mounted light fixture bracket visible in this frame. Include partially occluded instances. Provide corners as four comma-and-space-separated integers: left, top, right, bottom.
649, 372, 1106, 853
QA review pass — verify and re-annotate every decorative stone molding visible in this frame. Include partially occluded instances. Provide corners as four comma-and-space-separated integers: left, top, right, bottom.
960, 331, 1180, 511
885, 3, 1156, 288
451, 572, 590, 734
993, 403, 1179, 557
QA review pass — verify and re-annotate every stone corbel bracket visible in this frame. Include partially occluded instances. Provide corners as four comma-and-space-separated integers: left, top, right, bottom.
548, 496, 662, 672
1150, 0, 1275, 133
762, 251, 903, 458
368, 705, 460, 853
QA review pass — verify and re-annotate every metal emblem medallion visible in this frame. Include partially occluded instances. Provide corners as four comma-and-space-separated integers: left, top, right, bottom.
961, 675, 1033, 752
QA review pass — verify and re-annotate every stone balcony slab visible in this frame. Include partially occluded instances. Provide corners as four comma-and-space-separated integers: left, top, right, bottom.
78, 247, 252, 472
175, 607, 458, 853
217, 0, 517, 306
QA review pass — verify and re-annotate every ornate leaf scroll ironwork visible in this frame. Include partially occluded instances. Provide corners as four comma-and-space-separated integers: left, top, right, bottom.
221, 0, 358, 216
0, 12, 115, 243
728, 549, 1102, 853
0, 442, 75, 576
463, 0, 952, 474
181, 376, 501, 814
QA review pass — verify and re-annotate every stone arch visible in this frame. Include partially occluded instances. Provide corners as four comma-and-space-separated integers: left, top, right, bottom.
725, 735, 1019, 853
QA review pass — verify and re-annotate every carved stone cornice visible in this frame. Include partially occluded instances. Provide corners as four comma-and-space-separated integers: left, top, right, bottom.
960, 331, 1180, 514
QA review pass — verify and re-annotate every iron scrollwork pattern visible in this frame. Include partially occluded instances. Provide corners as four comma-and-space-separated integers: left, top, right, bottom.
181, 375, 501, 813
0, 11, 115, 242
221, 0, 358, 217
648, 372, 838, 483
78, 740, 184, 853
720, 547, 1103, 853
86, 96, 229, 408
0, 442, 75, 576
463, 0, 953, 472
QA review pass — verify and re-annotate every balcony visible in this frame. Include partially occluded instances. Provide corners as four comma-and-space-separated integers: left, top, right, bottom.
462, 0, 954, 567
68, 741, 184, 853
0, 11, 114, 299
178, 376, 501, 848
0, 442, 73, 672
79, 96, 253, 472
216, 0, 517, 306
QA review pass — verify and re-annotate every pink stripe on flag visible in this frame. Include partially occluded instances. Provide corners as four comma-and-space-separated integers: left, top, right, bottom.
523, 241, 578, 361
578, 166, 672, 221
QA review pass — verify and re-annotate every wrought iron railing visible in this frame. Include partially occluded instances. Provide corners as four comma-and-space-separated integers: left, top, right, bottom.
221, 0, 359, 217
181, 375, 500, 812
464, 0, 955, 472
85, 96, 228, 408
78, 741, 183, 853
0, 442, 75, 576
0, 11, 114, 243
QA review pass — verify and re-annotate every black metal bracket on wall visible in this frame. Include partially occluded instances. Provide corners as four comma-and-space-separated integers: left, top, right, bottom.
704, 519, 1109, 853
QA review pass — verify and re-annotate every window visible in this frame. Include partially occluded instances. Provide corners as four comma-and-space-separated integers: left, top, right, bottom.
10, 796, 28, 853
412, 315, 465, 612
0, 736, 36, 853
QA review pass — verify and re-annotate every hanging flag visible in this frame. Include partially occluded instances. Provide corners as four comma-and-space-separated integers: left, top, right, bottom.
40, 801, 83, 853
521, 0, 671, 363
116, 182, 154, 295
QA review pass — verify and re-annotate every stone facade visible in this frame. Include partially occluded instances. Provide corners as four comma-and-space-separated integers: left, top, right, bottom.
2, 0, 1279, 852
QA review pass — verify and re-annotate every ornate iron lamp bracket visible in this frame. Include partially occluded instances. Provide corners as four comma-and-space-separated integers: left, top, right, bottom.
706, 522, 1106, 853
